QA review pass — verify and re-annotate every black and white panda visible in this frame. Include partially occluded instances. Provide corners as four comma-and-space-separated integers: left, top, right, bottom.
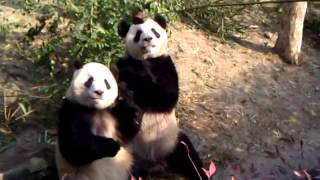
55, 61, 141, 180
115, 12, 208, 180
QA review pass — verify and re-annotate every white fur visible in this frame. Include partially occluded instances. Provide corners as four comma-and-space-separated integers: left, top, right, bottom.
56, 146, 132, 180
57, 63, 132, 180
66, 62, 118, 109
91, 111, 117, 138
131, 110, 179, 162
125, 18, 168, 60
124, 18, 179, 168
56, 106, 133, 180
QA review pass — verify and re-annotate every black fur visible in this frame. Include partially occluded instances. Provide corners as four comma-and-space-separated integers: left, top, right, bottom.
154, 15, 167, 29
118, 20, 130, 38
166, 132, 208, 180
84, 77, 93, 88
151, 28, 160, 38
115, 55, 207, 180
115, 55, 179, 113
74, 60, 83, 69
111, 97, 143, 143
130, 132, 208, 180
58, 99, 119, 166
104, 79, 111, 89
58, 97, 141, 166
134, 30, 142, 43
117, 17, 206, 179
118, 14, 166, 39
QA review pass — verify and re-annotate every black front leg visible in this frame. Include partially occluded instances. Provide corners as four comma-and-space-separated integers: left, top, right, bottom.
111, 96, 143, 143
166, 132, 208, 180
116, 57, 179, 112
58, 99, 121, 166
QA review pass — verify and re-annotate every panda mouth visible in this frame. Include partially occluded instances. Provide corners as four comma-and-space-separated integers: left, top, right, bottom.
91, 97, 103, 100
141, 45, 156, 51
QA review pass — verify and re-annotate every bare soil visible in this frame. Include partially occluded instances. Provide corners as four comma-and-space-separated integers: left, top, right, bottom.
169, 21, 320, 179
1, 4, 320, 180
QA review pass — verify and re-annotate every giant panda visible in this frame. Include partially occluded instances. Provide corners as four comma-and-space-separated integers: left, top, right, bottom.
55, 61, 142, 180
115, 11, 208, 180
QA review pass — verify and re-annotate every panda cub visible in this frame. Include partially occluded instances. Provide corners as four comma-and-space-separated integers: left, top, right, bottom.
115, 12, 208, 180
55, 61, 141, 180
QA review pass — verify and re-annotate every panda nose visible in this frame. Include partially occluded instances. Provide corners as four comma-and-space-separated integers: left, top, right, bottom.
143, 37, 153, 42
94, 90, 104, 96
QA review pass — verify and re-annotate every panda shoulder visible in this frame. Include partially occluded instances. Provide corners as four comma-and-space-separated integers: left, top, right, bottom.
151, 55, 175, 68
60, 98, 80, 113
150, 55, 172, 63
116, 57, 143, 68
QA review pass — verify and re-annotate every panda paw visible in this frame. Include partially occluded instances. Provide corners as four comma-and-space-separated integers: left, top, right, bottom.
118, 82, 134, 101
112, 98, 143, 142
123, 101, 143, 128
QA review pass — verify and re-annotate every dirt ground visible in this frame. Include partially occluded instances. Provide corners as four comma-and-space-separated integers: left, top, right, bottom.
0, 3, 320, 180
170, 21, 320, 179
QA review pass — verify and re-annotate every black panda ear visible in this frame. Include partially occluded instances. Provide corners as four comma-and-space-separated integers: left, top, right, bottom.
132, 10, 147, 24
154, 15, 167, 29
74, 60, 83, 69
118, 20, 130, 38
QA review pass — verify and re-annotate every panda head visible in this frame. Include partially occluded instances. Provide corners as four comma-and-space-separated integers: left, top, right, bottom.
66, 61, 118, 109
118, 11, 168, 60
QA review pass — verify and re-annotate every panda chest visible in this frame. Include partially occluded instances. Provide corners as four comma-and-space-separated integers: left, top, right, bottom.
139, 111, 178, 142
132, 111, 179, 161
91, 111, 117, 139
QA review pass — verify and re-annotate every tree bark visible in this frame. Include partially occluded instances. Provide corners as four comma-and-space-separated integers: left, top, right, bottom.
274, 2, 307, 65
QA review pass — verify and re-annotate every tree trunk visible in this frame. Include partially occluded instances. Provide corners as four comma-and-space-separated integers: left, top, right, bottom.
274, 2, 307, 65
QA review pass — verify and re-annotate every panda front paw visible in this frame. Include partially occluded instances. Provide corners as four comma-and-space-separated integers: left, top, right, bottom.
112, 98, 143, 142
118, 82, 134, 101
133, 110, 143, 127
122, 101, 142, 129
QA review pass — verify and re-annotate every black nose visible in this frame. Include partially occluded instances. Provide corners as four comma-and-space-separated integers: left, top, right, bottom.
143, 37, 152, 42
94, 90, 104, 96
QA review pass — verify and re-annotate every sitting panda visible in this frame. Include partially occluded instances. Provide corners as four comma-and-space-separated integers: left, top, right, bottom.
55, 61, 142, 180
115, 11, 208, 180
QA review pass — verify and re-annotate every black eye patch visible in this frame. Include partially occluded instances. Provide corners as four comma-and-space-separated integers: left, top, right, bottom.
134, 30, 142, 43
84, 77, 94, 88
105, 79, 111, 90
151, 28, 160, 38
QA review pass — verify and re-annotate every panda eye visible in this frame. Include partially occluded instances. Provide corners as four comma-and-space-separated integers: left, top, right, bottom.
104, 79, 111, 90
151, 28, 160, 38
134, 30, 142, 43
84, 77, 94, 88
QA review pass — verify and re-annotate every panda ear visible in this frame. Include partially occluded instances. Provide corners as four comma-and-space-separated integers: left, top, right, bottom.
118, 20, 130, 38
132, 10, 147, 24
74, 60, 83, 69
154, 15, 167, 29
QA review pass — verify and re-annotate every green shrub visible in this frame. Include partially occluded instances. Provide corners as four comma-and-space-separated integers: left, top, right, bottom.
0, 25, 10, 41
0, 21, 20, 41
26, 0, 249, 104
179, 0, 249, 39
26, 0, 181, 103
